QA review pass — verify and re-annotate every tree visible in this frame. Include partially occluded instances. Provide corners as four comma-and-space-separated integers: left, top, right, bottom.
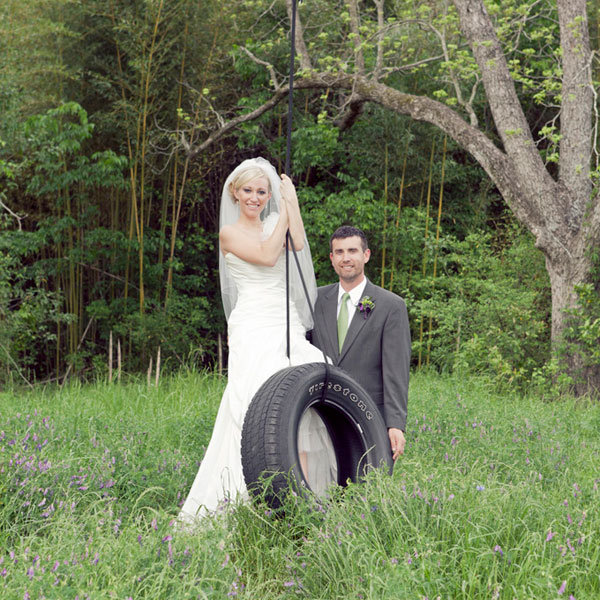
187, 0, 599, 395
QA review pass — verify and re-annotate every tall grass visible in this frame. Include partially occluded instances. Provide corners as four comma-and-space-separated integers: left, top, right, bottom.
1, 372, 598, 599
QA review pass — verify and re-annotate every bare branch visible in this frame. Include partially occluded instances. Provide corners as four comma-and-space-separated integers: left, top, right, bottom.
347, 0, 365, 75
76, 261, 141, 291
0, 199, 25, 230
373, 0, 385, 78
425, 17, 479, 127
382, 53, 447, 75
188, 72, 514, 202
285, 0, 312, 72
241, 46, 281, 90
189, 88, 288, 158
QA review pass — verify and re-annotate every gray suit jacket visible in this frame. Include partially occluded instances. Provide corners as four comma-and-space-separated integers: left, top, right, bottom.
312, 280, 410, 431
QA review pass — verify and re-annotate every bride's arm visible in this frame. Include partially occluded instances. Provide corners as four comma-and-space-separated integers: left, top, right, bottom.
219, 201, 289, 267
280, 174, 306, 252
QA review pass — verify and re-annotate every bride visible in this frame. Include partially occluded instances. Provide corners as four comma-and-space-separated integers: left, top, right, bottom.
178, 157, 336, 523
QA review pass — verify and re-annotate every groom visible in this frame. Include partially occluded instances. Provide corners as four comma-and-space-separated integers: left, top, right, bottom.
311, 226, 411, 459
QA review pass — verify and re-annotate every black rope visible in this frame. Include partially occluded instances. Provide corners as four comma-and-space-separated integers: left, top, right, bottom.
284, 0, 299, 361
284, 0, 330, 401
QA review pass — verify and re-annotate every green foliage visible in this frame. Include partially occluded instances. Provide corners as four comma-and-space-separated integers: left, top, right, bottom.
0, 224, 73, 385
22, 102, 128, 196
407, 222, 551, 389
2, 0, 585, 391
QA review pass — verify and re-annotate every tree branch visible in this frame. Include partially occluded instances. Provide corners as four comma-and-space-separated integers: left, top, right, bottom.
347, 0, 365, 75
557, 0, 594, 229
187, 73, 534, 234
241, 46, 281, 89
286, 0, 312, 72
427, 16, 479, 127
452, 0, 551, 188
452, 0, 567, 255
373, 0, 385, 79
0, 199, 25, 230
188, 89, 288, 158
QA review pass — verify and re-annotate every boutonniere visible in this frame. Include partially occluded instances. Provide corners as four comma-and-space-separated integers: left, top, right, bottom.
357, 295, 375, 319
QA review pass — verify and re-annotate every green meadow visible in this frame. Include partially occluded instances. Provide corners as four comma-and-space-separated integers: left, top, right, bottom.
1, 371, 598, 599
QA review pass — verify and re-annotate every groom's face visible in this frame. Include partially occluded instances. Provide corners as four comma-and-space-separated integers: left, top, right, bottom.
330, 236, 371, 285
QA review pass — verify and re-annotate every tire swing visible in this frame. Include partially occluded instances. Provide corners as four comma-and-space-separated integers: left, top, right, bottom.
240, 0, 393, 509
242, 362, 392, 509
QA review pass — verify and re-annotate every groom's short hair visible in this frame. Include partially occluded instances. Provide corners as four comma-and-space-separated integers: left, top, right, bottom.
330, 226, 369, 252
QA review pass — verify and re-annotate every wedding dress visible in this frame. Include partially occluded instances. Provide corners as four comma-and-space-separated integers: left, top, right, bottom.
178, 244, 336, 523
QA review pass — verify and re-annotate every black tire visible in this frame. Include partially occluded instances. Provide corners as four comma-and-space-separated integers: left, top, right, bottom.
241, 362, 392, 508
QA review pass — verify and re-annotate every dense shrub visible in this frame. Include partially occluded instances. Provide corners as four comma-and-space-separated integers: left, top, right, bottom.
407, 224, 551, 390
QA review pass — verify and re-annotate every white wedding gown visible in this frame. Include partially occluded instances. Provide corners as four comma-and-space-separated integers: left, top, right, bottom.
178, 248, 336, 523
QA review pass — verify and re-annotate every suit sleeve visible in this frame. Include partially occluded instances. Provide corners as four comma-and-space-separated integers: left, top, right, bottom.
381, 297, 411, 431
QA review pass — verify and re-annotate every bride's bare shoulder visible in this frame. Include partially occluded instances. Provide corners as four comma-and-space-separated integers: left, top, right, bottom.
219, 223, 241, 244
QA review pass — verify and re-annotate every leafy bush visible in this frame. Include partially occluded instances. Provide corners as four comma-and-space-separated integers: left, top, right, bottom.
0, 224, 74, 385
407, 224, 551, 390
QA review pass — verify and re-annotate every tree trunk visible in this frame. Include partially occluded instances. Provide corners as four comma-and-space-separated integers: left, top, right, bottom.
546, 253, 600, 395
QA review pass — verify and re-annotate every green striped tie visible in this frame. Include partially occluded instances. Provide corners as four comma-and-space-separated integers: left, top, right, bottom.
337, 292, 350, 353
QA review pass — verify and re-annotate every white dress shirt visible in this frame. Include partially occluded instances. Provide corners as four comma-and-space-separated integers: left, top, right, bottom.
336, 278, 368, 330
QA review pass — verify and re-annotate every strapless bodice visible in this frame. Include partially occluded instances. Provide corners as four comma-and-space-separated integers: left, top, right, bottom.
225, 251, 285, 296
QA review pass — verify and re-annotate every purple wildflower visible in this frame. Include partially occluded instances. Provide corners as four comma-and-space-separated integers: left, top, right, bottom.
558, 581, 566, 595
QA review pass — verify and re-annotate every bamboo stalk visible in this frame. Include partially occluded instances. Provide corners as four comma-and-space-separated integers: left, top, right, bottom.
417, 140, 435, 368
108, 330, 113, 383
164, 19, 188, 305
381, 143, 389, 288
389, 152, 407, 291
407, 158, 429, 289
137, 3, 165, 315
155, 346, 161, 387
426, 135, 447, 366
158, 160, 172, 271
117, 338, 122, 382
147, 356, 153, 387
165, 20, 220, 308
455, 318, 461, 367
108, 0, 139, 303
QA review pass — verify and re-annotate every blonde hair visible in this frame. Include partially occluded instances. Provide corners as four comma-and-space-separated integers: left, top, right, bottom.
228, 166, 271, 201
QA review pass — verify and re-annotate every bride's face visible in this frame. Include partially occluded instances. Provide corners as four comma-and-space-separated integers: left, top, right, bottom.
233, 176, 271, 218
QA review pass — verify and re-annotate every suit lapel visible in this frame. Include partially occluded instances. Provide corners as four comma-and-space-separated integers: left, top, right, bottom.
316, 285, 339, 361
339, 280, 377, 362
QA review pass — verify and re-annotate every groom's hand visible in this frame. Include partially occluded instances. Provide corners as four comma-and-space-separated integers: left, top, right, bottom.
388, 428, 405, 460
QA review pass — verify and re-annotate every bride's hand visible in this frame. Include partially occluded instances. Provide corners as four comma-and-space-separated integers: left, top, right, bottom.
280, 174, 299, 208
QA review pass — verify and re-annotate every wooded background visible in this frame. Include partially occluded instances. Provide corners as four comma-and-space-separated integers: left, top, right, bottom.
1, 0, 598, 395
